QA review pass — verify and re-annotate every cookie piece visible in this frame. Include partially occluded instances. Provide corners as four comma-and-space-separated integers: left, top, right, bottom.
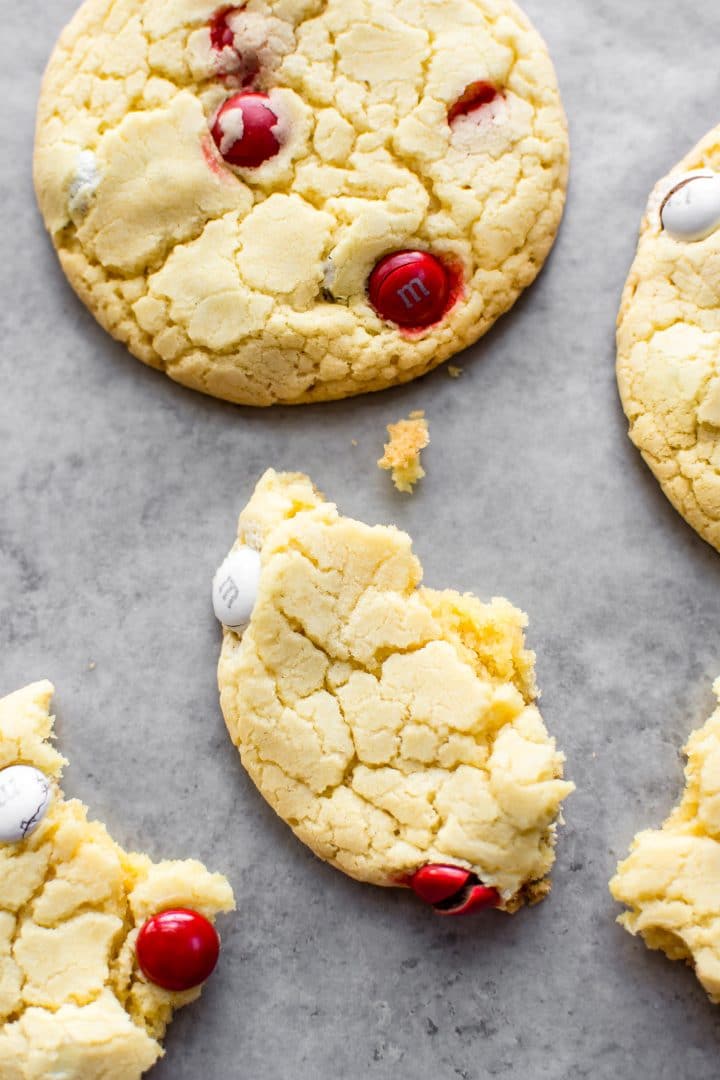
215, 470, 573, 912
378, 411, 429, 493
610, 680, 720, 1003
34, 0, 568, 406
617, 130, 720, 551
0, 682, 234, 1078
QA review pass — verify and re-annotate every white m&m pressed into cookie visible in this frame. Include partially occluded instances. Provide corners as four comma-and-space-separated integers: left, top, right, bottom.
0, 764, 52, 843
657, 170, 720, 242
212, 545, 262, 631
34, 0, 569, 406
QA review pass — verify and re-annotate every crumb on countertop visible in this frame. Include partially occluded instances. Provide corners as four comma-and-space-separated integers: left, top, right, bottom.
378, 410, 429, 494
448, 365, 463, 378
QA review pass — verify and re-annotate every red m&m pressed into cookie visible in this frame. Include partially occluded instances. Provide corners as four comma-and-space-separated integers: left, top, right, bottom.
448, 81, 501, 124
209, 6, 237, 51
136, 908, 221, 991
211, 92, 282, 168
409, 864, 501, 916
368, 250, 454, 329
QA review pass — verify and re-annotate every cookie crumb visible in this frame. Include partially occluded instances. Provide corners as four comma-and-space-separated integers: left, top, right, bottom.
88, 661, 96, 671
448, 365, 463, 378
351, 439, 358, 447
378, 411, 429, 494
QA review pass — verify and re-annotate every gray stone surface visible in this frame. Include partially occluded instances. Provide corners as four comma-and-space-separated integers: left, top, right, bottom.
3, 1, 720, 1077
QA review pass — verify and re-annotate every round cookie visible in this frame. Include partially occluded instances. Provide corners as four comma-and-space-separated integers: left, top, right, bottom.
34, 0, 569, 406
617, 127, 720, 551
215, 471, 573, 912
0, 681, 234, 1078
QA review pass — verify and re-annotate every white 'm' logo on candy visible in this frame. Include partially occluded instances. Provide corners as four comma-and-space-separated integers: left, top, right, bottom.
218, 576, 240, 609
396, 277, 430, 309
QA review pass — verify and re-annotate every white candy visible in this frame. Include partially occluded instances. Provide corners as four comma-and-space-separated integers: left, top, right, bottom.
659, 170, 720, 242
68, 150, 100, 220
0, 765, 52, 843
212, 546, 262, 632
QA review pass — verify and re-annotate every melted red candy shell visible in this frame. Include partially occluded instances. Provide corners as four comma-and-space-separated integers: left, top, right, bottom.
210, 6, 238, 51
435, 883, 501, 917
409, 865, 473, 906
368, 250, 451, 329
136, 908, 220, 992
448, 81, 500, 124
211, 92, 281, 168
408, 864, 501, 916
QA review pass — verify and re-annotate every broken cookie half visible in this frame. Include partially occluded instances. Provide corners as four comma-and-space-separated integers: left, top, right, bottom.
214, 470, 573, 915
611, 679, 720, 1002
0, 682, 234, 1079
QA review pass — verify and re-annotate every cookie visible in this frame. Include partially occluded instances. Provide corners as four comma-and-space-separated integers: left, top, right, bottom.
378, 411, 429, 493
0, 682, 234, 1078
214, 470, 573, 913
610, 679, 720, 1003
34, 0, 569, 406
617, 130, 720, 551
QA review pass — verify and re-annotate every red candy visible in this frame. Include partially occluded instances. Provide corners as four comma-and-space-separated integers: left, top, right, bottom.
136, 909, 221, 992
448, 81, 500, 124
437, 883, 501, 917
410, 865, 473, 906
211, 92, 281, 168
409, 864, 501, 916
368, 250, 451, 329
209, 6, 238, 51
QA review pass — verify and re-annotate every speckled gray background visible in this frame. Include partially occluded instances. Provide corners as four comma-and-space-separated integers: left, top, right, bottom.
3, 2, 720, 1077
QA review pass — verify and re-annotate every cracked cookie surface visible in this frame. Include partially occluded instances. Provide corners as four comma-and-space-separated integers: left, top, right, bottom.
611, 680, 720, 1003
617, 127, 720, 551
35, 0, 568, 406
217, 470, 573, 906
0, 682, 234, 1079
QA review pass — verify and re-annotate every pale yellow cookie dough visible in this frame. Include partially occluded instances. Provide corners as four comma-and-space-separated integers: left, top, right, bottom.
611, 680, 720, 1003
35, 0, 568, 406
0, 682, 234, 1079
617, 126, 720, 551
378, 410, 429, 493
217, 470, 573, 907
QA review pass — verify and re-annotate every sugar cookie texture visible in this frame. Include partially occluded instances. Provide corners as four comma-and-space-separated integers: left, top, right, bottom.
217, 470, 573, 907
0, 682, 234, 1078
611, 680, 720, 1003
378, 411, 429, 493
34, 0, 569, 406
617, 127, 720, 551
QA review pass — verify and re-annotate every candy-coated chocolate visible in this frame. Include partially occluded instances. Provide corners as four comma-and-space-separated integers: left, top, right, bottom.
448, 81, 499, 124
213, 545, 262, 631
209, 6, 238, 51
0, 764, 52, 843
368, 251, 451, 329
409, 864, 472, 905
409, 863, 501, 916
211, 92, 281, 168
136, 909, 221, 992
435, 883, 501, 916
659, 170, 720, 243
